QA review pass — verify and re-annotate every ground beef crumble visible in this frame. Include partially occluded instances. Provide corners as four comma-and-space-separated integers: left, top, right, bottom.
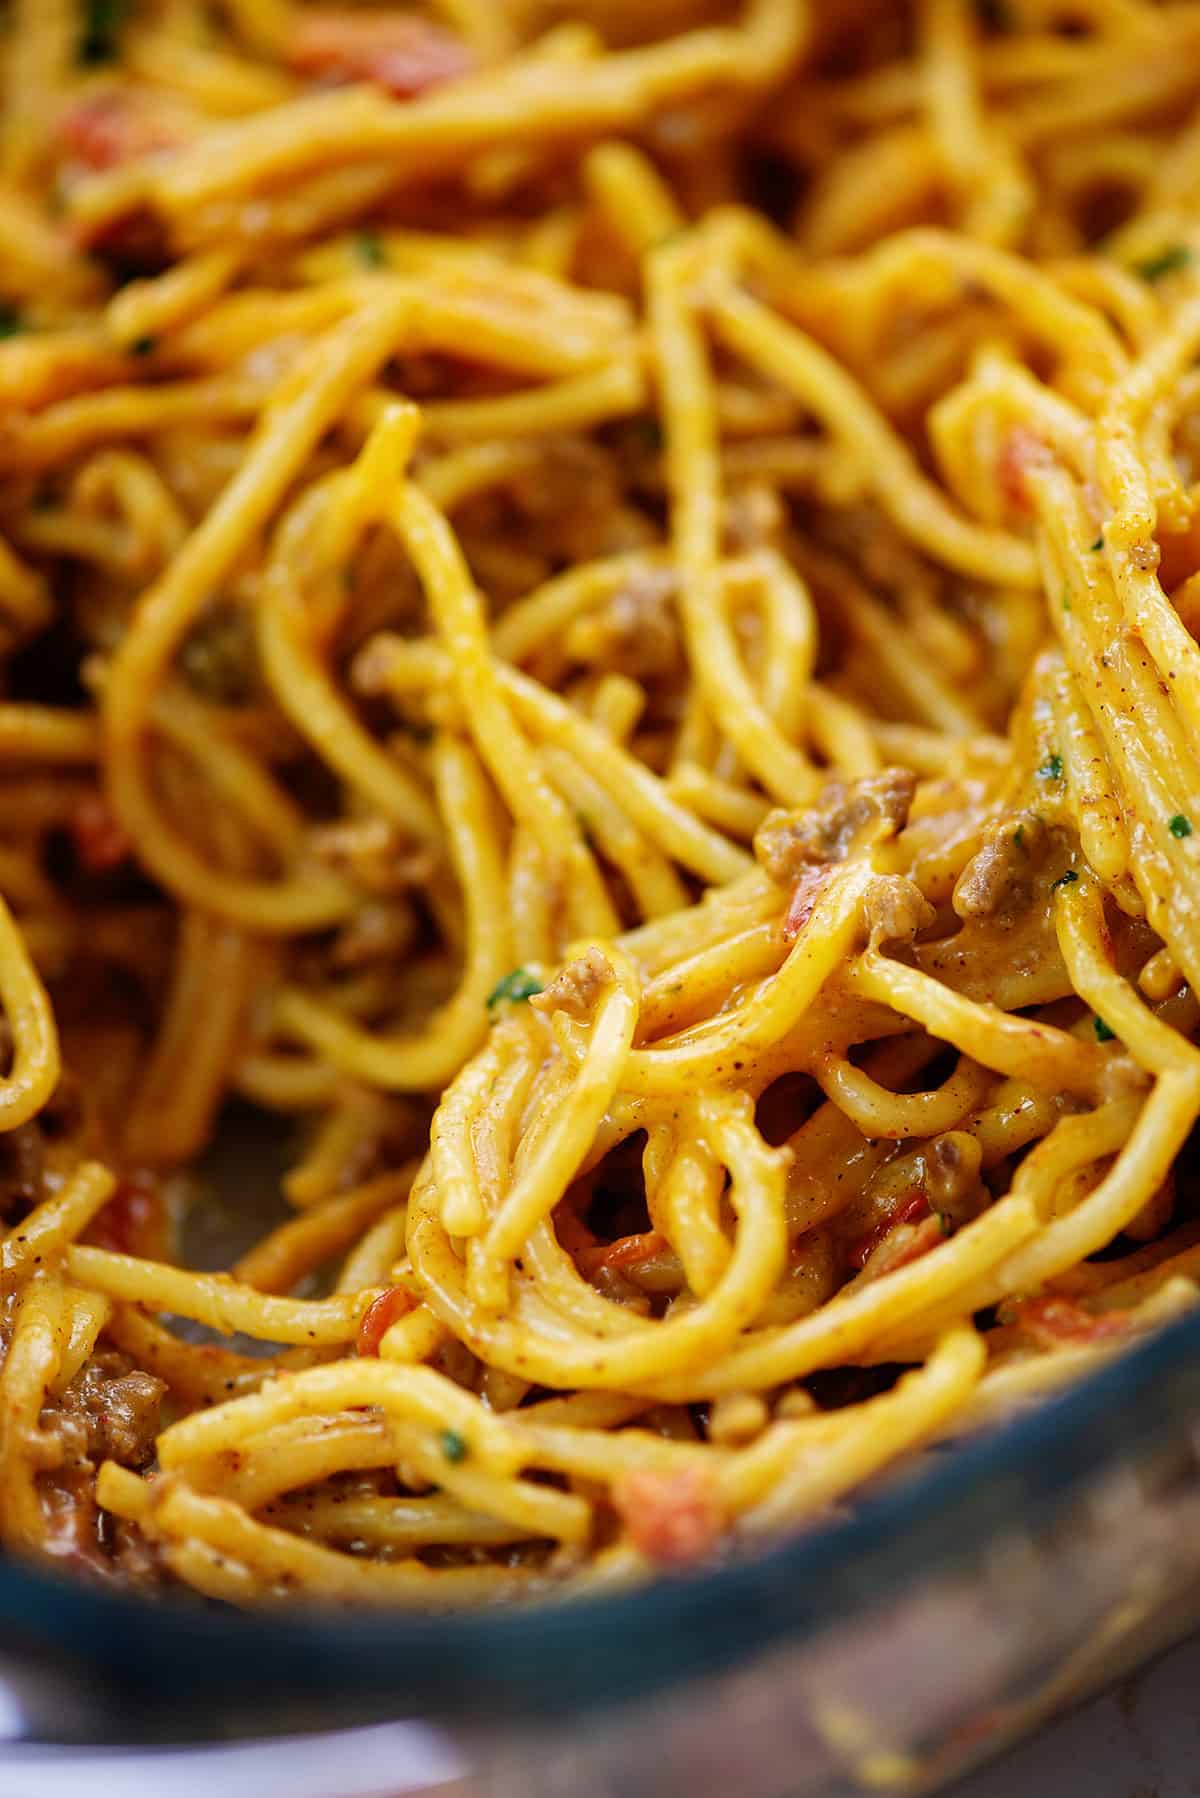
756, 769, 918, 885
530, 946, 613, 1022
43, 1352, 164, 1473
953, 810, 1048, 923
26, 1349, 166, 1586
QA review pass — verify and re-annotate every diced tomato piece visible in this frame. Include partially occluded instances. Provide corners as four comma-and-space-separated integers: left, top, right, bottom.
1016, 1294, 1130, 1350
611, 1465, 724, 1567
849, 1190, 930, 1271
996, 426, 1052, 515
872, 1213, 943, 1276
782, 865, 830, 943
90, 1172, 166, 1258
59, 93, 179, 172
71, 200, 167, 262
356, 1284, 414, 1356
70, 793, 132, 873
579, 1229, 670, 1277
288, 11, 474, 98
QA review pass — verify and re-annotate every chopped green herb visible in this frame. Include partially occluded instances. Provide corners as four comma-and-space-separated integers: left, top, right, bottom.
78, 0, 129, 64
440, 1429, 468, 1464
1090, 536, 1104, 552
129, 335, 157, 357
1051, 868, 1078, 889
1062, 590, 1071, 613
1037, 753, 1064, 780
354, 231, 387, 269
0, 303, 22, 340
1094, 1017, 1116, 1043
1133, 244, 1193, 283
1012, 824, 1025, 848
486, 968, 543, 1011
1170, 812, 1194, 838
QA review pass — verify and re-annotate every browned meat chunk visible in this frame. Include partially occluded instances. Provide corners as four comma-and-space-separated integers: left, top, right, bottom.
42, 1352, 164, 1474
530, 946, 612, 1022
953, 811, 1047, 923
311, 816, 435, 897
863, 874, 935, 946
15, 1347, 167, 1587
568, 568, 681, 679
756, 768, 917, 886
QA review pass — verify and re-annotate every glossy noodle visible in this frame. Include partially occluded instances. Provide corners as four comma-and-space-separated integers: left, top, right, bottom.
2, 0, 1200, 1601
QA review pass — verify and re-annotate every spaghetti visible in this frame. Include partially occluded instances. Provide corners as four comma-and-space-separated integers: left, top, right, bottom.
2, 0, 1200, 1601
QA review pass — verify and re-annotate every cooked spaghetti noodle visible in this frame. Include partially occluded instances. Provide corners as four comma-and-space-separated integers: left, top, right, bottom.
3, 0, 1200, 1601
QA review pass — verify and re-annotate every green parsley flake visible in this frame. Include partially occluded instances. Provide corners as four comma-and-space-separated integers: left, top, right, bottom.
1094, 1017, 1116, 1043
486, 968, 543, 1011
1134, 245, 1193, 283
0, 304, 22, 340
440, 1429, 468, 1464
1090, 537, 1104, 552
1051, 869, 1078, 889
78, 0, 129, 64
1037, 753, 1064, 780
1062, 591, 1071, 613
1170, 813, 1193, 838
129, 335, 157, 357
1012, 824, 1025, 848
354, 232, 387, 269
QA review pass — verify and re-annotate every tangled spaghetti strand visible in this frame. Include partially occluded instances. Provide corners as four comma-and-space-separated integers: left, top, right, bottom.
3, 0, 1200, 1602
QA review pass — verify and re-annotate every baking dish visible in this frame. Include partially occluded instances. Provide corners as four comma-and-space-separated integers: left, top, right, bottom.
4, 1299, 1200, 1798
